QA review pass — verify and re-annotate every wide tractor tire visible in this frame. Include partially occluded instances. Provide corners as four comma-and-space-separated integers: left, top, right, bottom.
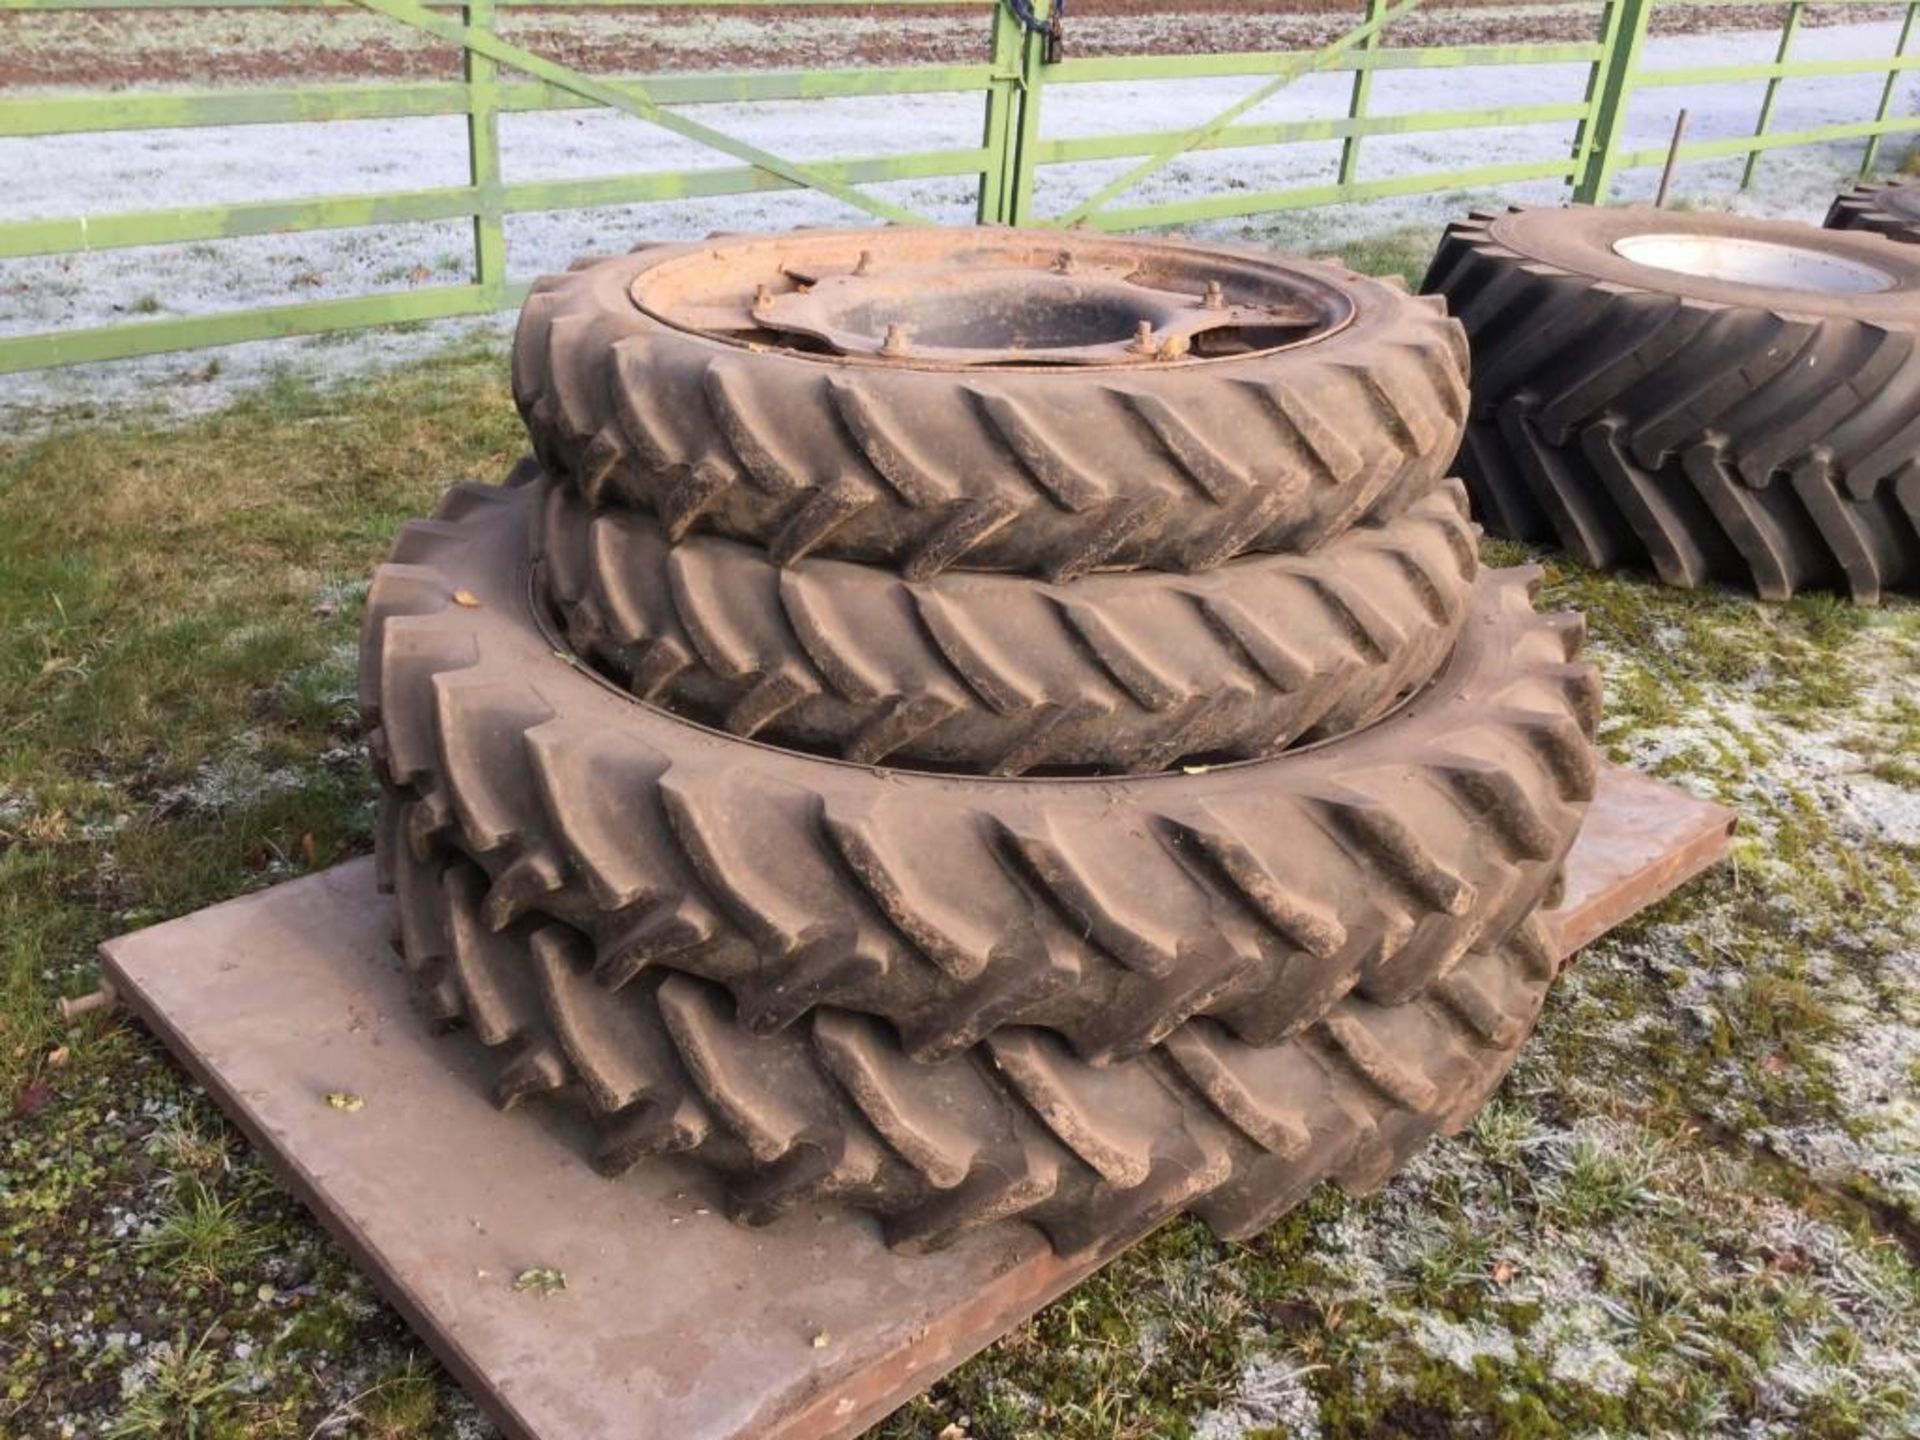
1425, 205, 1920, 602
361, 475, 1596, 1065
387, 835, 1564, 1259
536, 467, 1481, 776
511, 230, 1469, 580
1827, 179, 1920, 244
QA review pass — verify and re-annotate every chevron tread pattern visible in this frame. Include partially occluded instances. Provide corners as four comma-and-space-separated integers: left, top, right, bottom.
536, 469, 1479, 775
361, 479, 1596, 1065
1425, 205, 1920, 602
390, 836, 1565, 1259
510, 237, 1469, 578
1826, 180, 1920, 245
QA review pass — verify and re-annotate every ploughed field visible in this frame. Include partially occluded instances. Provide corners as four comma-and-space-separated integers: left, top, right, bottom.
0, 0, 1900, 89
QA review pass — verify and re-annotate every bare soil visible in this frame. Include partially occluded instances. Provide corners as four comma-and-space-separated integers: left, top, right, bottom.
0, 1, 1895, 91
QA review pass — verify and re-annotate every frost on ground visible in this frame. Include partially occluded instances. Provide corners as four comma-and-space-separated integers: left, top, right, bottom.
1190, 1354, 1323, 1440
1588, 615, 1920, 1227
872, 560, 1920, 1439
2, 18, 1913, 428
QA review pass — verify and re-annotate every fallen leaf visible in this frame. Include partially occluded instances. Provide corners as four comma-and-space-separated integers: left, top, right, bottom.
452, 589, 482, 608
46, 1046, 70, 1069
1491, 1259, 1515, 1285
514, 1266, 567, 1296
810, 1331, 831, 1349
325, 1091, 365, 1112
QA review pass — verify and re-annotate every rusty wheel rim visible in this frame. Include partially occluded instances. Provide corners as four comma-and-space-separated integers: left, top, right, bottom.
628, 229, 1356, 369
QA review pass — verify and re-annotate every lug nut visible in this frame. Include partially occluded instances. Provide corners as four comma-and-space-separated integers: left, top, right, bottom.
881, 323, 911, 356
1131, 320, 1157, 355
1203, 280, 1225, 310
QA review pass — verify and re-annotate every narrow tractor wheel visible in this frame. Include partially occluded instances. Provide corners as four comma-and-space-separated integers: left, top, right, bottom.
362, 475, 1595, 1066
513, 229, 1469, 579
536, 466, 1482, 776
388, 833, 1565, 1260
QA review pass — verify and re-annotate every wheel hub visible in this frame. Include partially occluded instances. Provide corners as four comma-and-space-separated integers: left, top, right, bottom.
1611, 233, 1894, 295
629, 229, 1355, 369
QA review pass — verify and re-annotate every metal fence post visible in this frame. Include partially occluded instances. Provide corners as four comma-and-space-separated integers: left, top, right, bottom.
1863, 0, 1920, 175
978, 1, 1026, 223
1338, 0, 1388, 186
1005, 0, 1051, 227
1572, 0, 1653, 205
1741, 0, 1802, 189
465, 0, 508, 304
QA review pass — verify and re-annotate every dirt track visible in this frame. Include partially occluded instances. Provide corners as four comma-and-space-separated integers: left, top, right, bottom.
0, 1, 1891, 91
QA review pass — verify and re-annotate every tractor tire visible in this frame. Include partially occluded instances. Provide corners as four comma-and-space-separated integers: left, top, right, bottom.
1425, 205, 1920, 602
511, 229, 1469, 580
535, 467, 1481, 776
361, 475, 1596, 1064
385, 834, 1564, 1260
1827, 179, 1920, 244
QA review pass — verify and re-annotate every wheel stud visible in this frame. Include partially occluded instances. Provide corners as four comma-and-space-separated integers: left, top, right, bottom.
1130, 320, 1157, 355
1203, 280, 1225, 310
882, 322, 912, 356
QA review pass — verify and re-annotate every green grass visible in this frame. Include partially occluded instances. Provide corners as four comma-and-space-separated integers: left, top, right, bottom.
1, 346, 520, 1438
104, 1330, 248, 1440
135, 1179, 263, 1288
3, 326, 1919, 1437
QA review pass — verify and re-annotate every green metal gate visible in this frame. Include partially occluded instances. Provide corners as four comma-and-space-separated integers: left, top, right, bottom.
1, 0, 1915, 374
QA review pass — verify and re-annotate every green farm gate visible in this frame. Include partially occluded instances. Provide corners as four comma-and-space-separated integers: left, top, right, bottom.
2, 0, 1914, 373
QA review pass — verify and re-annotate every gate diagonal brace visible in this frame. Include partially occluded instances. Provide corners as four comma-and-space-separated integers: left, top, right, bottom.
1051, 0, 1425, 228
348, 0, 934, 229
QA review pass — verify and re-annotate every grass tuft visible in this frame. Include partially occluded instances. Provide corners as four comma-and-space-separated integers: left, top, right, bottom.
136, 1179, 263, 1288
103, 1331, 245, 1440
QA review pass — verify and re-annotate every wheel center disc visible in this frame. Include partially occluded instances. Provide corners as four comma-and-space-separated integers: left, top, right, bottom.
1612, 233, 1894, 294
629, 231, 1356, 369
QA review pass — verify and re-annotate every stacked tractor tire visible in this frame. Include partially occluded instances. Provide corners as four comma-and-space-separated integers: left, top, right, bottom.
1425, 201, 1920, 603
1827, 177, 1920, 245
361, 228, 1599, 1261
